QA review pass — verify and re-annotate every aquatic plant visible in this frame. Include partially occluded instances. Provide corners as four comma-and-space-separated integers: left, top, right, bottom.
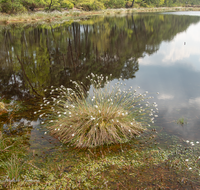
37, 74, 159, 148
166, 139, 200, 179
177, 117, 187, 125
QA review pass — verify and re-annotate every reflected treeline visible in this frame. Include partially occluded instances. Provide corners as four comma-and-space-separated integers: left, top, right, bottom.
0, 14, 200, 99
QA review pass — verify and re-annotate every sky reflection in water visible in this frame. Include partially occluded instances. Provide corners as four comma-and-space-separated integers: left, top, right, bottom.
128, 18, 200, 140
1, 12, 200, 143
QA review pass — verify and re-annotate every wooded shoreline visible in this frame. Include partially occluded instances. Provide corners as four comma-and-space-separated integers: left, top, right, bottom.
0, 6, 200, 25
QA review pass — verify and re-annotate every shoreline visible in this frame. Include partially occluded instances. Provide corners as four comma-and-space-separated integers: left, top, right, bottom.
0, 6, 200, 25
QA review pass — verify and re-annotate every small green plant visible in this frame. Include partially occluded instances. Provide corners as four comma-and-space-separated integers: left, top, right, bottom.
36, 74, 159, 148
177, 117, 187, 125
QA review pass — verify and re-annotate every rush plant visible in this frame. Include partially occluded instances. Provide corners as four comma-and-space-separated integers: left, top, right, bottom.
37, 74, 158, 148
0, 154, 24, 181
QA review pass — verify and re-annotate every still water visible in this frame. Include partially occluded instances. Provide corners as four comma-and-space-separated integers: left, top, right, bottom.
0, 12, 200, 146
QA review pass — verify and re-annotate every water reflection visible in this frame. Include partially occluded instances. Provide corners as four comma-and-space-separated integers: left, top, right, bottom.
134, 20, 200, 140
0, 13, 200, 141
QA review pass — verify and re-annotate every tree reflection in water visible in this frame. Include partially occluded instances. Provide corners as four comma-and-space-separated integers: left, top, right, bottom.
0, 14, 199, 100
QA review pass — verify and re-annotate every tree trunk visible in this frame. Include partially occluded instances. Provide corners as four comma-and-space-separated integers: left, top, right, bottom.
131, 0, 135, 7
49, 0, 53, 10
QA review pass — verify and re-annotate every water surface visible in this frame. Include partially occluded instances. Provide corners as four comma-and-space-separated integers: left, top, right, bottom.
0, 12, 200, 147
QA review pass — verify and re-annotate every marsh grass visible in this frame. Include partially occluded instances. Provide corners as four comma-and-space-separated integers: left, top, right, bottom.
0, 137, 14, 154
36, 74, 158, 148
0, 154, 24, 181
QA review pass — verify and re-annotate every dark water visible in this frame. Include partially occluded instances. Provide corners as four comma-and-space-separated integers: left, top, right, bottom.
1, 12, 200, 146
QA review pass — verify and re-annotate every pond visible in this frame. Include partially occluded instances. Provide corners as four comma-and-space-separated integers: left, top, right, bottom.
1, 11, 200, 188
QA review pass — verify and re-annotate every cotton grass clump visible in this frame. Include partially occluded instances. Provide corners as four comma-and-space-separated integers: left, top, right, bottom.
36, 73, 159, 148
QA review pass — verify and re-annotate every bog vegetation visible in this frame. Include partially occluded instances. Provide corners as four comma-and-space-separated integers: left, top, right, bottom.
36, 74, 158, 148
0, 0, 200, 14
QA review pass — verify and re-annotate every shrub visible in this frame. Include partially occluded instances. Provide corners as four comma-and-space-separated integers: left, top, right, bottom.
60, 0, 74, 9
126, 1, 133, 8
140, 2, 148, 7
37, 74, 159, 148
103, 0, 125, 8
0, 0, 12, 13
76, 0, 105, 11
0, 0, 27, 13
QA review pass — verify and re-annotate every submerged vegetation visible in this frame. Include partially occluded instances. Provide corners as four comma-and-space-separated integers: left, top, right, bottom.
0, 127, 200, 189
177, 117, 187, 125
36, 74, 158, 147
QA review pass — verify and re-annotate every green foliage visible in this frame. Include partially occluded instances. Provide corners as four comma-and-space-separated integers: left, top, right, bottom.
60, 0, 74, 9
0, 0, 75, 13
76, 0, 105, 11
47, 0, 60, 10
103, 0, 125, 8
0, 0, 27, 13
140, 1, 149, 7
1, 0, 200, 13
0, 0, 13, 13
34, 0, 48, 6
159, 0, 164, 5
165, 0, 173, 6
125, 1, 133, 8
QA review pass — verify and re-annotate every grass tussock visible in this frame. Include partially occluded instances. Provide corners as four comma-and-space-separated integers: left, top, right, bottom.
36, 74, 159, 148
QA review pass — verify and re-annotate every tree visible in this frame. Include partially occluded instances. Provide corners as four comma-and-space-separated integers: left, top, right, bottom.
131, 0, 135, 7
